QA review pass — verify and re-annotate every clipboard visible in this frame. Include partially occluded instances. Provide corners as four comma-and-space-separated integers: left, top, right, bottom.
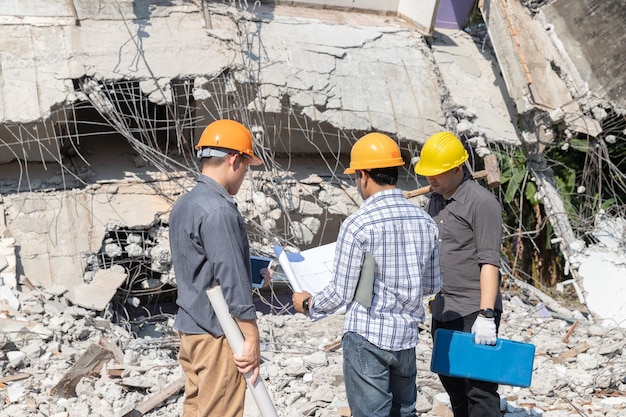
250, 256, 272, 289
354, 251, 375, 307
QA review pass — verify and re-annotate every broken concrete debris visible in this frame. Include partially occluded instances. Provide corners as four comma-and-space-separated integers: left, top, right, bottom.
1, 276, 626, 417
67, 265, 127, 312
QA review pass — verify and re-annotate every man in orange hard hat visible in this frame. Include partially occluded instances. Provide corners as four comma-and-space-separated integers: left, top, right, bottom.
293, 133, 442, 417
414, 131, 503, 417
169, 119, 271, 417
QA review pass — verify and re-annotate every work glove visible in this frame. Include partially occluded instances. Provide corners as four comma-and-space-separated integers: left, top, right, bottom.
471, 315, 497, 345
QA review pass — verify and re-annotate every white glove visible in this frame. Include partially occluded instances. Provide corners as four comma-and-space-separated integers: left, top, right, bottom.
471, 315, 497, 345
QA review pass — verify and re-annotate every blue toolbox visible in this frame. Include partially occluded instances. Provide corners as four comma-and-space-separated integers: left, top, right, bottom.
430, 329, 535, 387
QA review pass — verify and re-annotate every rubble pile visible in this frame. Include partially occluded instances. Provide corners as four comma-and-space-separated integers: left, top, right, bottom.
1, 277, 625, 417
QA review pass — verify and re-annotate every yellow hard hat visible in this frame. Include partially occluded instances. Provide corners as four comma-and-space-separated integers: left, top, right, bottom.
344, 133, 404, 174
195, 119, 262, 166
413, 131, 468, 176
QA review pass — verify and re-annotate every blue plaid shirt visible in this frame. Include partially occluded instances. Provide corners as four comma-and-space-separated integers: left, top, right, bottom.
310, 188, 442, 351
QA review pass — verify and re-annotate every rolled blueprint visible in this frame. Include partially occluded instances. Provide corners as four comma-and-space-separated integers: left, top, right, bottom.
206, 286, 279, 417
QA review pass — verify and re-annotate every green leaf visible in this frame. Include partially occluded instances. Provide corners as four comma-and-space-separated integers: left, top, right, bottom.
568, 139, 590, 152
601, 198, 616, 210
504, 170, 525, 203
524, 182, 538, 204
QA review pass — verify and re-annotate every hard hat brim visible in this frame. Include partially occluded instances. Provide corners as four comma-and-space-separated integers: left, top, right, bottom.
344, 158, 404, 175
247, 154, 263, 166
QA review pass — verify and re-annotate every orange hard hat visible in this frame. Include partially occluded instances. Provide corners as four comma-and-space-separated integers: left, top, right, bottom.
413, 131, 468, 176
344, 133, 404, 174
195, 119, 262, 166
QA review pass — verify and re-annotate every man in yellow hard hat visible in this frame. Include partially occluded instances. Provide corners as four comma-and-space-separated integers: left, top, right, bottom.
414, 131, 503, 417
293, 132, 442, 417
169, 119, 271, 417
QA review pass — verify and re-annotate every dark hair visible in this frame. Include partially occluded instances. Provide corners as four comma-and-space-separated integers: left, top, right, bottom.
201, 154, 230, 167
367, 167, 398, 185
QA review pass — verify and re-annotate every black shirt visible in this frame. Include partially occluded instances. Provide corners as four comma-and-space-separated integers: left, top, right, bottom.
427, 178, 503, 321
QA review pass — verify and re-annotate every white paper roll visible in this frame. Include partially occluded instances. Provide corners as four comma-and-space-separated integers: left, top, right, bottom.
206, 286, 279, 417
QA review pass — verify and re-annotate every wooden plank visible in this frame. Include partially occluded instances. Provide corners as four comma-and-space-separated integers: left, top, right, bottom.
561, 320, 579, 344
324, 339, 342, 352
122, 376, 185, 417
107, 368, 125, 378
50, 344, 113, 398
552, 341, 589, 364
404, 170, 488, 199
0, 372, 30, 384
483, 154, 501, 187
99, 337, 125, 364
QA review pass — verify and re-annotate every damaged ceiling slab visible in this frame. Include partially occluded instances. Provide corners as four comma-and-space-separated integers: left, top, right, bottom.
479, 0, 626, 326
0, 0, 519, 149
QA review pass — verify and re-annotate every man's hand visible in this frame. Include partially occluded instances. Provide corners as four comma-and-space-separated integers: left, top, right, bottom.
260, 267, 273, 288
233, 338, 260, 384
234, 319, 261, 384
471, 315, 497, 345
292, 291, 312, 314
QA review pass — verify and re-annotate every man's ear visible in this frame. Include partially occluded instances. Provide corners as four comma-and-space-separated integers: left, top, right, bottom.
228, 152, 240, 168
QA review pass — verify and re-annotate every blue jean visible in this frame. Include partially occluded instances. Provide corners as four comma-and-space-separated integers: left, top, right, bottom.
342, 332, 417, 417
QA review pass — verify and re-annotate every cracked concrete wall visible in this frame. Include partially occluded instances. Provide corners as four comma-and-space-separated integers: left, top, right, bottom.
0, 136, 181, 292
3, 182, 175, 291
542, 0, 626, 113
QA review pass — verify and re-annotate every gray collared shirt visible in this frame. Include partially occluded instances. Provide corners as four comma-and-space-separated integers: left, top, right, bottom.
427, 178, 503, 321
169, 175, 256, 335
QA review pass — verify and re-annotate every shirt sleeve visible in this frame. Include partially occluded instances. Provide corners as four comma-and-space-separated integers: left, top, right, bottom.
473, 193, 503, 267
422, 223, 443, 296
200, 205, 256, 321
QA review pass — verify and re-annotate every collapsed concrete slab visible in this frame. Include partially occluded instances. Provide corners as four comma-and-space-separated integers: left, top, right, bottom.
0, 1, 518, 148
0, 1, 519, 295
68, 265, 127, 311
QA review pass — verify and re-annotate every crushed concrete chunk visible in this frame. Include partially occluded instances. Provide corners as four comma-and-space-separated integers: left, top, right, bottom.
66, 265, 127, 311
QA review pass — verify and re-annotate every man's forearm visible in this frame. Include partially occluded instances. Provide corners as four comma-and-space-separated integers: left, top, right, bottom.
479, 264, 500, 309
235, 318, 260, 343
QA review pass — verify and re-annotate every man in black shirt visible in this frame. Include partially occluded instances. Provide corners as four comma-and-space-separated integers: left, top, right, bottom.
414, 131, 503, 417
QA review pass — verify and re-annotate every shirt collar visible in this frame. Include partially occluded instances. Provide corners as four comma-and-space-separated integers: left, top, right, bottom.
198, 174, 234, 202
442, 177, 471, 205
362, 188, 402, 206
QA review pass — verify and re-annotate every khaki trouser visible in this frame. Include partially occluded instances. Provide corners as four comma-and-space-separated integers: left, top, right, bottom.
178, 332, 245, 417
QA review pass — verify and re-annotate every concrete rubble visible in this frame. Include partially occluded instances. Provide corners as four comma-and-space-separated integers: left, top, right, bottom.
1, 275, 625, 417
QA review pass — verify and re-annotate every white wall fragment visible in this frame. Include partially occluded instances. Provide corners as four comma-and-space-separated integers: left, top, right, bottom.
66, 265, 127, 311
